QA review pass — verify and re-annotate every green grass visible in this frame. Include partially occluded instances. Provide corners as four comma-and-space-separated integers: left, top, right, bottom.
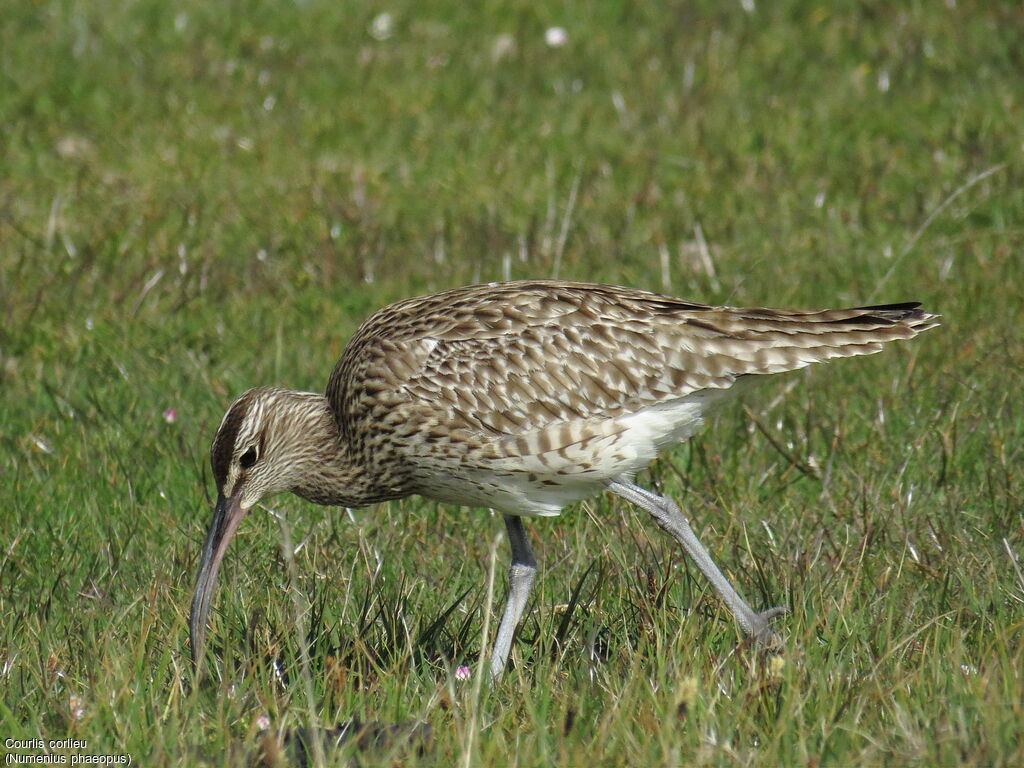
2, 0, 1022, 765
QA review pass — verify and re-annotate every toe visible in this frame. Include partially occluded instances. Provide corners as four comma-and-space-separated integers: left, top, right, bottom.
747, 606, 788, 650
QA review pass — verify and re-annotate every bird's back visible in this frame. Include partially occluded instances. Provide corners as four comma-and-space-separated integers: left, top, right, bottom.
324, 281, 937, 515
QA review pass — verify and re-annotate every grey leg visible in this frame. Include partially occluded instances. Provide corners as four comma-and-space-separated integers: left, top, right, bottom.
490, 515, 537, 679
608, 479, 785, 646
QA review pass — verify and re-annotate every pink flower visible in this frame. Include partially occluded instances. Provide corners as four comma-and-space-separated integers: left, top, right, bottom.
455, 665, 471, 681
163, 408, 177, 424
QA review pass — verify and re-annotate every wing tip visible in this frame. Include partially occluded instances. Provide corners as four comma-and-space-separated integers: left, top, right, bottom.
846, 303, 941, 333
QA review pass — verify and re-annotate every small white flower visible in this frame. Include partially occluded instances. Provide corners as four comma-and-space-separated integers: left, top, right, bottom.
370, 12, 394, 41
545, 27, 568, 48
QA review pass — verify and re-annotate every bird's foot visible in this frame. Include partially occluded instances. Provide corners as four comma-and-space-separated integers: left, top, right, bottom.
744, 605, 788, 651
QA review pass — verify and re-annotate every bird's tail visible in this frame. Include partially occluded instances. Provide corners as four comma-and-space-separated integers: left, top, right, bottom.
671, 302, 940, 377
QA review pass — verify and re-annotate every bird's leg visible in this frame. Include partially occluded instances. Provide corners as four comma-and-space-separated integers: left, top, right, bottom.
489, 514, 537, 679
607, 479, 786, 647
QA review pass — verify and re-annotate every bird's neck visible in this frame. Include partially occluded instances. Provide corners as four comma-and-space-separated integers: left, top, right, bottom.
288, 393, 406, 509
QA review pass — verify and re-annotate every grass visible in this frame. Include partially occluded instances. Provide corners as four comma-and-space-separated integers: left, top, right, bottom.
1, 0, 1022, 765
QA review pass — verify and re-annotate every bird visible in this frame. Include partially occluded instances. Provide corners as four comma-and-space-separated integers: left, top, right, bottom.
189, 280, 938, 678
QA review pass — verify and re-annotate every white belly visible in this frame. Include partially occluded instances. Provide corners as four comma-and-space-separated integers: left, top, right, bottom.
409, 388, 736, 516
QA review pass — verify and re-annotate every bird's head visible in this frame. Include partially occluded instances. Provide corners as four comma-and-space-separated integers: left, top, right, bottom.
210, 386, 311, 509
189, 386, 332, 669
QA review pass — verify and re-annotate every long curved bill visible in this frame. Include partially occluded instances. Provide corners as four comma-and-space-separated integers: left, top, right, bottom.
189, 493, 247, 670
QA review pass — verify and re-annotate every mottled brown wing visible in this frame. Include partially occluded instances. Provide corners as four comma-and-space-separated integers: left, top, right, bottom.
327, 280, 936, 443
404, 326, 707, 435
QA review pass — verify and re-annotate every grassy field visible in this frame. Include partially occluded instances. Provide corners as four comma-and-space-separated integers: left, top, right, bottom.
2, 0, 1022, 765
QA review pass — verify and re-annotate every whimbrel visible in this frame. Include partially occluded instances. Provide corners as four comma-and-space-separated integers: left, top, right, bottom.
190, 280, 937, 678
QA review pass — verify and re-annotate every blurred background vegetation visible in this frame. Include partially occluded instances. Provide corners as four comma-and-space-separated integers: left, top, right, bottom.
1, 1, 1021, 765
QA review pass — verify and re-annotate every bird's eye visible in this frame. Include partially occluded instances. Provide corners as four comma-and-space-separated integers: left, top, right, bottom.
239, 446, 259, 469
